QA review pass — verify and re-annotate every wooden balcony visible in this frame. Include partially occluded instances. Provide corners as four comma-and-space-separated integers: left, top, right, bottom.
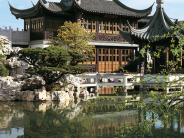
94, 33, 126, 42
43, 31, 127, 42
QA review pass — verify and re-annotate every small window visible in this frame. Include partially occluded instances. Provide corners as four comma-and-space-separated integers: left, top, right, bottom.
122, 50, 125, 55
126, 50, 129, 55
110, 49, 113, 54
117, 56, 119, 61
122, 56, 126, 61
110, 56, 113, 61
99, 49, 102, 54
99, 56, 101, 61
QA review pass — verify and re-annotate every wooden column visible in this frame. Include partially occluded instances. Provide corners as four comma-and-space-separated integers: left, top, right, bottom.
180, 47, 183, 67
166, 47, 169, 68
96, 20, 99, 33
119, 48, 122, 69
96, 47, 99, 72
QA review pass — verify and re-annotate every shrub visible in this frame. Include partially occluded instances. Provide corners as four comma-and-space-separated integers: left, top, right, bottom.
0, 64, 9, 77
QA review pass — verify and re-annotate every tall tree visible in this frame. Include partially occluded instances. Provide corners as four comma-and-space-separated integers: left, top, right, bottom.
56, 21, 95, 65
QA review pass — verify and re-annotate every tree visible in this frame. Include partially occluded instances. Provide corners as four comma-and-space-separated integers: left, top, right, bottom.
19, 46, 70, 85
56, 21, 95, 65
117, 23, 184, 137
137, 23, 184, 74
19, 22, 94, 88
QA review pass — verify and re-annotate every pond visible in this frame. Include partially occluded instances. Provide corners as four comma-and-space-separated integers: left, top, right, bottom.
0, 101, 184, 138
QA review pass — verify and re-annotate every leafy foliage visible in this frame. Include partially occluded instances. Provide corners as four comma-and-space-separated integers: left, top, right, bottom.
19, 22, 94, 87
56, 22, 95, 65
137, 23, 184, 74
0, 63, 9, 77
117, 120, 153, 138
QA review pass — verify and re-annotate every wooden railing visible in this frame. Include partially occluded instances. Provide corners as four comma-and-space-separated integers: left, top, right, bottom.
44, 31, 126, 42
95, 33, 126, 42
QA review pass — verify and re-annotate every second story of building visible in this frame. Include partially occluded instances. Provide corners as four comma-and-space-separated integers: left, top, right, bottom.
9, 0, 153, 42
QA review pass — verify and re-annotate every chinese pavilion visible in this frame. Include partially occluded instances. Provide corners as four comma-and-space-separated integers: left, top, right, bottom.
9, 0, 153, 74
127, 0, 181, 73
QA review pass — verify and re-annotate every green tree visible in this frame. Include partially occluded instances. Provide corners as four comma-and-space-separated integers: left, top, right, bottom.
19, 22, 94, 88
144, 23, 184, 74
19, 46, 70, 85
117, 23, 184, 137
56, 21, 95, 65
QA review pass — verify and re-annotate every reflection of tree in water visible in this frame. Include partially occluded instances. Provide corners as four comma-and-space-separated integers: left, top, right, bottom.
0, 102, 24, 131
22, 109, 139, 138
1, 102, 184, 138
116, 106, 184, 138
11, 101, 138, 138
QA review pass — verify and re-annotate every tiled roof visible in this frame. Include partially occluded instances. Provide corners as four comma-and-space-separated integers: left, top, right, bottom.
9, 0, 153, 19
74, 0, 153, 17
128, 5, 174, 42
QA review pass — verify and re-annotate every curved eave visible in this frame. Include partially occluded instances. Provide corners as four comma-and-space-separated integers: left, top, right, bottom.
73, 0, 153, 18
9, 1, 40, 19
114, 0, 154, 15
9, 0, 64, 19
129, 25, 171, 42
126, 6, 174, 42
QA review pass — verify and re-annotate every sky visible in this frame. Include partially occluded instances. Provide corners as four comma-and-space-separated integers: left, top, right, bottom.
0, 0, 184, 30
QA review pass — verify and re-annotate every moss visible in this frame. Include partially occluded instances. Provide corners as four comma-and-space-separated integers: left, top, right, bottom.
0, 64, 9, 77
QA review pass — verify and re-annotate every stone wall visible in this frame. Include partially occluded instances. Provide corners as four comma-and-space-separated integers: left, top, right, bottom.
0, 27, 29, 46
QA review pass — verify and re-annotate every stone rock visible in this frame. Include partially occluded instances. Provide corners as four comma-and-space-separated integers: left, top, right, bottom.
51, 91, 71, 107
35, 88, 47, 101
19, 91, 35, 101
0, 73, 93, 104
65, 74, 81, 86
12, 47, 22, 55
6, 57, 22, 68
80, 88, 90, 101
0, 76, 23, 101
67, 84, 75, 91
0, 36, 12, 56
21, 75, 45, 91
68, 90, 74, 103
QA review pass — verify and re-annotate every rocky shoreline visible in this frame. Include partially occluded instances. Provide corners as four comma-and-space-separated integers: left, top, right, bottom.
0, 74, 92, 109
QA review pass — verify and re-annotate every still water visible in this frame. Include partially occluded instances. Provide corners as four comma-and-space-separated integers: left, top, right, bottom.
0, 102, 184, 138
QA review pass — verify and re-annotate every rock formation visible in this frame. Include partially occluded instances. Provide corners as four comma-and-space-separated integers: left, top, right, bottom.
0, 74, 90, 108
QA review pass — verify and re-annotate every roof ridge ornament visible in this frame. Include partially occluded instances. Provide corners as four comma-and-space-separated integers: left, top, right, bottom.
156, 0, 164, 7
75, 0, 81, 5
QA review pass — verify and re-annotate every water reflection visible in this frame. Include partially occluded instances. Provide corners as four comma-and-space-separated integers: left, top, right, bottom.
0, 128, 24, 138
0, 102, 184, 138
